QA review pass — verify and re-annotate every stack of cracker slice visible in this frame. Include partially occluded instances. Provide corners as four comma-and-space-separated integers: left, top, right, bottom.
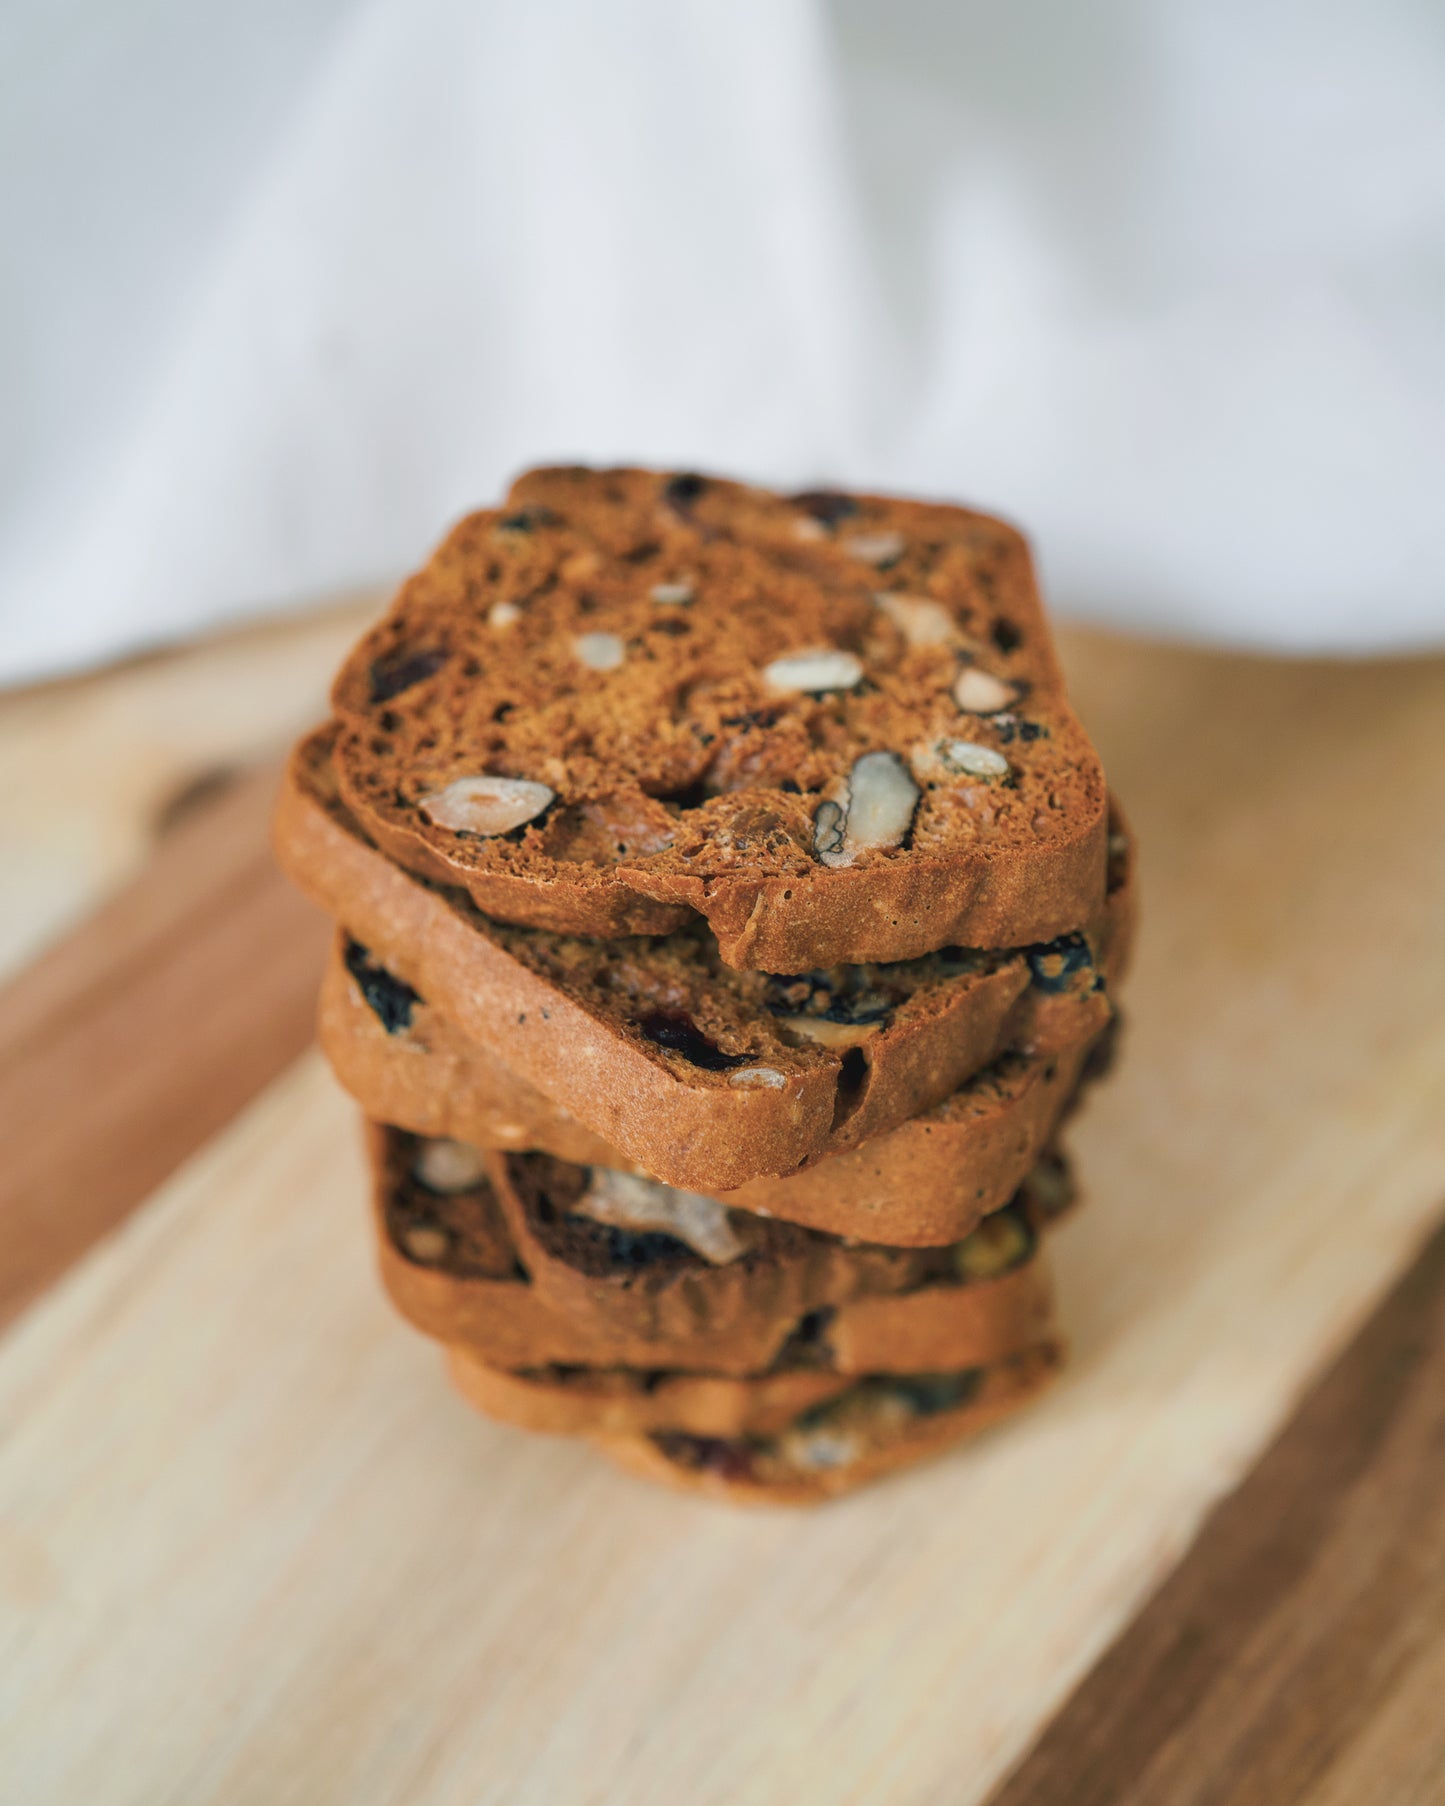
275, 466, 1133, 1502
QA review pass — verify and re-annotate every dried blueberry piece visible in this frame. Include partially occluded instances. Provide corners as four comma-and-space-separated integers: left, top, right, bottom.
653, 1432, 756, 1481
774, 1307, 836, 1368
591, 1224, 694, 1270
991, 617, 1023, 653
791, 489, 860, 526
343, 939, 421, 1034
992, 716, 1048, 746
637, 1009, 750, 1070
1025, 933, 1096, 994
368, 646, 447, 704
496, 506, 559, 533
762, 969, 896, 1027
889, 1370, 984, 1417
663, 472, 707, 511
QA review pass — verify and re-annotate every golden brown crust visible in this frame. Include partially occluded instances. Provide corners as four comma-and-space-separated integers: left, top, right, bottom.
276, 728, 1123, 1193
326, 466, 1108, 968
592, 1345, 1062, 1504
318, 880, 1125, 1243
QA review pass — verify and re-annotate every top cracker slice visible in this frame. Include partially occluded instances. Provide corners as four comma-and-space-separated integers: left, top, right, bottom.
331, 465, 1108, 970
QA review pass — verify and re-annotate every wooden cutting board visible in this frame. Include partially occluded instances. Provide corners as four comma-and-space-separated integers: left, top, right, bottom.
1, 622, 1444, 1806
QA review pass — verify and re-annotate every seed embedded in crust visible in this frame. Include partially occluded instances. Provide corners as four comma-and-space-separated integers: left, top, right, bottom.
843, 751, 920, 852
774, 1015, 880, 1049
414, 1138, 487, 1193
728, 1066, 788, 1088
812, 796, 850, 869
574, 631, 626, 671
649, 581, 694, 605
875, 592, 956, 647
953, 666, 1018, 713
954, 1209, 1032, 1281
939, 740, 1010, 781
400, 1222, 451, 1265
842, 529, 905, 567
420, 775, 556, 835
763, 648, 864, 695
488, 601, 521, 629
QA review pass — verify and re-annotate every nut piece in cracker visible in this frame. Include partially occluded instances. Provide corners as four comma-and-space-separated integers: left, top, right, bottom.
940, 740, 1010, 781
574, 631, 627, 671
842, 529, 905, 567
763, 649, 864, 695
844, 751, 920, 852
875, 592, 957, 647
575, 1169, 744, 1266
419, 775, 556, 836
413, 1138, 488, 1193
811, 751, 920, 869
953, 666, 1019, 714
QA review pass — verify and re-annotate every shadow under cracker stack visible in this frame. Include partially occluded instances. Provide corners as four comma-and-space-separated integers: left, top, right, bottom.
273, 464, 1134, 1501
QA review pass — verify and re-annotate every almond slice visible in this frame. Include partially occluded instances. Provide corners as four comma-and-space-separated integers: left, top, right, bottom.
764, 648, 864, 694
420, 775, 556, 835
875, 592, 956, 647
844, 751, 920, 851
414, 1138, 488, 1193
575, 1169, 744, 1265
574, 631, 626, 671
953, 666, 1018, 713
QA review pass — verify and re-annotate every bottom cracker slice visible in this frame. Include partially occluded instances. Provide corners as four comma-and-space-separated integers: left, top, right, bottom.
446, 1351, 857, 1439
594, 1344, 1062, 1504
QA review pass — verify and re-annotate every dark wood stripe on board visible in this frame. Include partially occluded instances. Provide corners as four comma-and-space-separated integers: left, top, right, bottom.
987, 1209, 1445, 1806
0, 763, 326, 1329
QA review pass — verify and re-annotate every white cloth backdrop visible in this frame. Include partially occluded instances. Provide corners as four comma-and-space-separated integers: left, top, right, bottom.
4, 0, 1445, 683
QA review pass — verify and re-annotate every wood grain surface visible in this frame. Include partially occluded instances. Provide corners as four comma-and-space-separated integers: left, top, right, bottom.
0, 622, 1443, 1805
989, 1212, 1445, 1806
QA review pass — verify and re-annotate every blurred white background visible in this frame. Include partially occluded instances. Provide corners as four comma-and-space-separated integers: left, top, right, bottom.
5, 0, 1445, 684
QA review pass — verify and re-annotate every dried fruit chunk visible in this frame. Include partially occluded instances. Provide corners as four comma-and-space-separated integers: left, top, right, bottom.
953, 666, 1018, 713
343, 939, 420, 1034
419, 775, 556, 835
763, 648, 864, 694
574, 1169, 744, 1265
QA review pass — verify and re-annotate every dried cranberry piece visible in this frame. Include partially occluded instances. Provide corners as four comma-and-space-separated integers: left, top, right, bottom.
791, 489, 859, 525
653, 1433, 756, 1481
368, 646, 446, 703
343, 939, 421, 1034
1025, 933, 1096, 995
663, 472, 706, 511
637, 1010, 750, 1071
